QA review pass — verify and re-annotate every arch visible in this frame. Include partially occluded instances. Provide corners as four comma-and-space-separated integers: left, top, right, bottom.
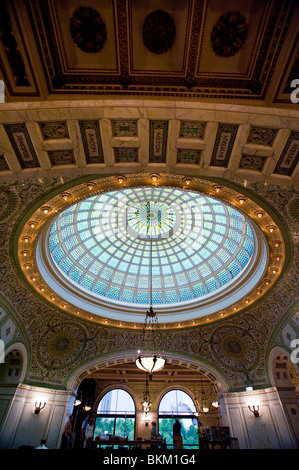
154, 384, 199, 412
158, 389, 197, 415
94, 387, 137, 441
94, 384, 137, 412
268, 346, 299, 389
97, 388, 136, 414
0, 343, 28, 384
0, 295, 31, 383
65, 350, 229, 394
157, 388, 199, 449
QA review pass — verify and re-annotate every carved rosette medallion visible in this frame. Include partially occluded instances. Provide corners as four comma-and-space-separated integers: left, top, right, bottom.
142, 10, 176, 54
70, 6, 107, 53
211, 325, 260, 373
211, 11, 248, 57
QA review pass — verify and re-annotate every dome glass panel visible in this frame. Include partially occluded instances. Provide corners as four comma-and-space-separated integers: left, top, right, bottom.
48, 187, 255, 307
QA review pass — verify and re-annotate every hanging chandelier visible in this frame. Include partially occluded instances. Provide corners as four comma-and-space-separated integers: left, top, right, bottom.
193, 377, 220, 416
74, 390, 82, 407
195, 375, 210, 414
141, 373, 152, 414
136, 305, 166, 377
135, 204, 166, 378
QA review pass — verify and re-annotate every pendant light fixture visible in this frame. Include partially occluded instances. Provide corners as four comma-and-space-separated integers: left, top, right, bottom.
199, 375, 209, 413
193, 382, 201, 417
74, 390, 82, 407
136, 202, 166, 379
141, 373, 152, 414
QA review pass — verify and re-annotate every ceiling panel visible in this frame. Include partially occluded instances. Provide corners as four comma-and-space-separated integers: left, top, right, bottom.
0, 0, 297, 104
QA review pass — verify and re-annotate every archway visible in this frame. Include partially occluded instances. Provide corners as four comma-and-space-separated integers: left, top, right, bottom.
68, 352, 226, 448
0, 347, 25, 385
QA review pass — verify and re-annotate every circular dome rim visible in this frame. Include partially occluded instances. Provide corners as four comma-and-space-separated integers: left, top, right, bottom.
14, 173, 287, 329
45, 186, 258, 309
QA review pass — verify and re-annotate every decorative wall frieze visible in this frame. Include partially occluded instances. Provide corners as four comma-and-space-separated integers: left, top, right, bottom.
4, 123, 40, 169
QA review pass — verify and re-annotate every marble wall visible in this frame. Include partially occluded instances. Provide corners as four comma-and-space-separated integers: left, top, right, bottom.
220, 387, 297, 449
0, 383, 74, 449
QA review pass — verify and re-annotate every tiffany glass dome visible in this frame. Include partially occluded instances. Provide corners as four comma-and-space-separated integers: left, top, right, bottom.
42, 186, 265, 321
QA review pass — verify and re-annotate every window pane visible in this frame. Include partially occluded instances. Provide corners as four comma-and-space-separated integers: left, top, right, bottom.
97, 389, 135, 414
94, 417, 115, 436
115, 417, 135, 440
158, 417, 198, 449
159, 390, 196, 415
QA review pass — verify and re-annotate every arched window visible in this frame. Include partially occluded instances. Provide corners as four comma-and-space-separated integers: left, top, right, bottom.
158, 389, 198, 449
94, 389, 136, 442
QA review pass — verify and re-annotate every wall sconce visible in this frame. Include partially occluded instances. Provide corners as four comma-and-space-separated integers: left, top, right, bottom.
35, 401, 46, 414
27, 221, 37, 229
248, 404, 260, 417
212, 401, 220, 408
255, 210, 264, 218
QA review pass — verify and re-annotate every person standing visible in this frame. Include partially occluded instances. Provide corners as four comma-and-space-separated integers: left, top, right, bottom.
197, 421, 209, 449
151, 421, 157, 439
35, 438, 48, 449
173, 417, 182, 449
80, 414, 91, 448
150, 421, 157, 448
61, 415, 74, 449
84, 417, 95, 449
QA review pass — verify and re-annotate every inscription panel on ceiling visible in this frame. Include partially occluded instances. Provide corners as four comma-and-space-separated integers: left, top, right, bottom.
274, 131, 299, 176
149, 120, 168, 163
4, 123, 40, 169
210, 124, 239, 167
79, 120, 104, 164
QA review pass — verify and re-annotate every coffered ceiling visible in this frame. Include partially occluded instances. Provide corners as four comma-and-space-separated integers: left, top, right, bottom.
0, 0, 298, 105
0, 1, 298, 186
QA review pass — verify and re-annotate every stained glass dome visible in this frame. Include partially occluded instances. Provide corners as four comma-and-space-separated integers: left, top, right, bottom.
47, 186, 256, 307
